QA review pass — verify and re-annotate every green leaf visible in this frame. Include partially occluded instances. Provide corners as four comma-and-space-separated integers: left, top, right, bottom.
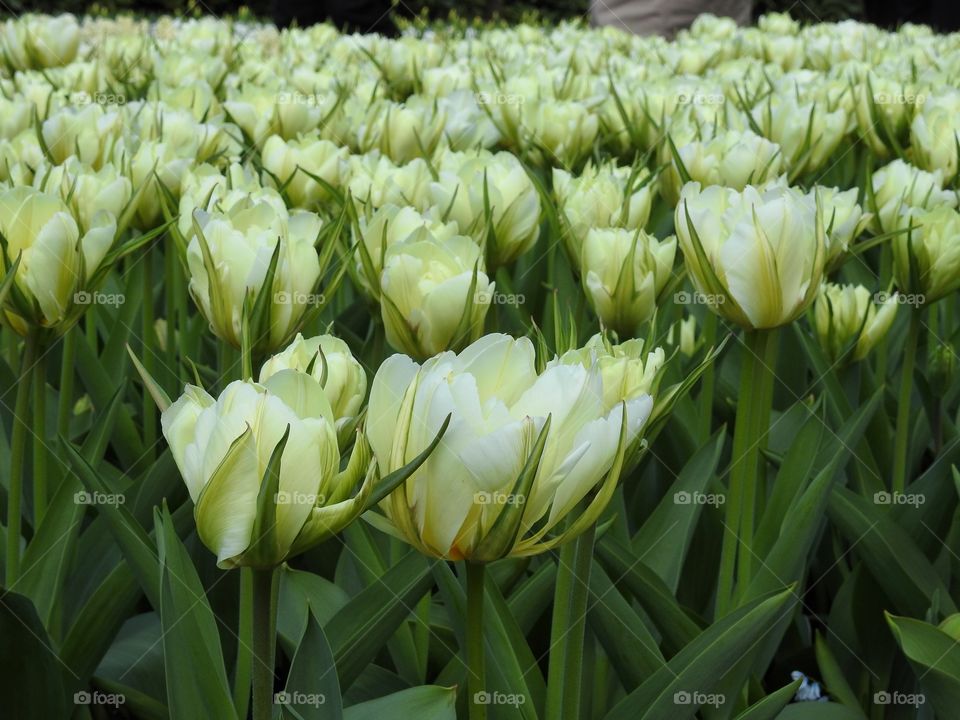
155, 505, 237, 720
0, 591, 69, 718
344, 686, 456, 720
281, 611, 344, 720
603, 587, 799, 720
886, 613, 960, 718
774, 703, 869, 719
813, 633, 861, 712
731, 678, 802, 720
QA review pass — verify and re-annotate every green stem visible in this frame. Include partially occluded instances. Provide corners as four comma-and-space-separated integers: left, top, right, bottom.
893, 310, 921, 494
698, 312, 718, 443
232, 568, 254, 720
466, 561, 487, 720
164, 245, 178, 394
6, 333, 36, 585
32, 343, 47, 525
251, 567, 277, 720
142, 244, 156, 460
57, 328, 76, 439
717, 328, 776, 616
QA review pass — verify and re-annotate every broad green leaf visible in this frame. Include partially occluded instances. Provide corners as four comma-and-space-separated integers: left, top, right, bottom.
732, 678, 802, 720
344, 686, 456, 720
887, 613, 960, 719
281, 611, 344, 720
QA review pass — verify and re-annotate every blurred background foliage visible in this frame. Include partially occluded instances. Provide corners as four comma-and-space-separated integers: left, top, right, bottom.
2, 0, 865, 25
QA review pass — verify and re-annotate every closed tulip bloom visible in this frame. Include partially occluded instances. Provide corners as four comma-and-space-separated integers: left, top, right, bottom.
260, 333, 367, 440
379, 233, 493, 359
366, 334, 652, 561
0, 187, 116, 334
2, 14, 79, 71
357, 99, 446, 164
580, 228, 676, 336
675, 181, 825, 330
751, 94, 847, 176
911, 92, 960, 184
813, 283, 897, 363
428, 150, 540, 268
816, 186, 870, 269
556, 334, 666, 411
347, 155, 434, 215
894, 205, 960, 304
41, 104, 122, 169
261, 133, 347, 209
177, 163, 269, 242
161, 370, 369, 568
36, 158, 131, 240
869, 159, 957, 234
662, 130, 783, 205
186, 198, 323, 351
553, 161, 654, 263
521, 99, 598, 168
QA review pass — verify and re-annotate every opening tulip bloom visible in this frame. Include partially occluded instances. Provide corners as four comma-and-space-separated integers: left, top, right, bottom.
675, 181, 826, 330
813, 283, 898, 364
161, 370, 370, 568
365, 334, 654, 562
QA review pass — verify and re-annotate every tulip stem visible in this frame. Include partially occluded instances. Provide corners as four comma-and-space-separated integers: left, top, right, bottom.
57, 328, 76, 439
232, 568, 254, 720
251, 567, 277, 720
33, 343, 47, 525
698, 313, 718, 443
717, 328, 777, 615
466, 561, 487, 720
142, 243, 156, 460
6, 332, 37, 585
893, 310, 921, 494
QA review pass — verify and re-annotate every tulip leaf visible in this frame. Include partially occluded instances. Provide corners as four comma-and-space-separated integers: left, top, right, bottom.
244, 424, 291, 568
246, 237, 283, 356
886, 613, 960, 718
326, 550, 436, 690
603, 586, 798, 720
343, 686, 457, 720
473, 415, 552, 562
277, 566, 351, 658
730, 677, 802, 720
0, 591, 69, 719
813, 633, 861, 712
155, 505, 237, 720
775, 704, 865, 720
0, 251, 21, 309
280, 610, 344, 720
127, 344, 172, 412
828, 486, 957, 616
363, 413, 452, 510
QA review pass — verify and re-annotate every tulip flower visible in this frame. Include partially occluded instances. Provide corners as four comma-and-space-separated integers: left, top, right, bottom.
347, 155, 433, 215
428, 150, 541, 268
378, 232, 492, 358
357, 98, 446, 164
675, 181, 826, 330
260, 333, 367, 443
580, 228, 676, 336
911, 91, 960, 184
261, 133, 347, 209
869, 159, 957, 234
816, 186, 870, 270
185, 196, 325, 353
1, 14, 80, 71
365, 333, 653, 562
893, 205, 960, 304
750, 93, 847, 177
813, 283, 897, 364
553, 161, 654, 264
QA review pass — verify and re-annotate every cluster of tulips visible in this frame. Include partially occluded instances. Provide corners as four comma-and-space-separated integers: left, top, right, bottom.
2, 9, 960, 720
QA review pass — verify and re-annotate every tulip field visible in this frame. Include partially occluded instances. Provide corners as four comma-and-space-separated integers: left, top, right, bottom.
4, 8, 960, 720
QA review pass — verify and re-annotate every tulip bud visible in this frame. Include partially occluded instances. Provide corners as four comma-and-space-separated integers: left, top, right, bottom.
379, 232, 493, 359
928, 340, 957, 396
42, 104, 123, 169
663, 130, 783, 205
428, 150, 540, 268
869, 159, 957, 234
815, 186, 870, 270
580, 228, 676, 336
177, 163, 271, 242
261, 133, 347, 209
357, 99, 446, 164
813, 283, 897, 364
366, 334, 653, 561
553, 161, 654, 264
911, 91, 960, 184
260, 333, 367, 442
751, 94, 847, 176
675, 181, 825, 330
678, 315, 698, 357
161, 371, 366, 568
347, 155, 433, 215
186, 197, 323, 351
893, 205, 960, 304
520, 99, 599, 168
